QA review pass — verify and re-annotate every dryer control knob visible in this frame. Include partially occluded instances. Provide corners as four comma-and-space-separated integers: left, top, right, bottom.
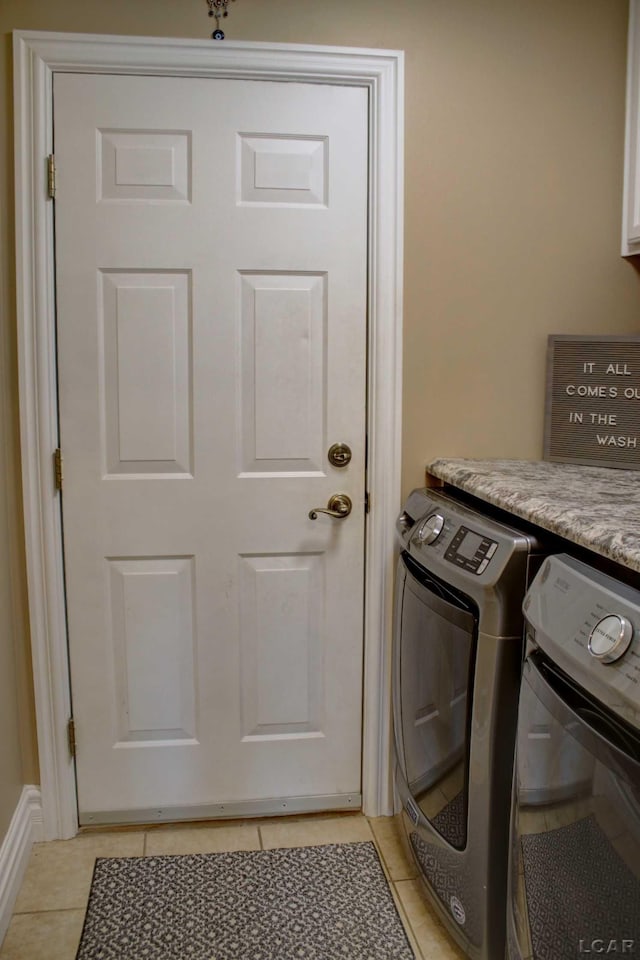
417, 513, 445, 545
588, 615, 633, 664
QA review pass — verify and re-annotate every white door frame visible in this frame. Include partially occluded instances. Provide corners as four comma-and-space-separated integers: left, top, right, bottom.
13, 30, 404, 840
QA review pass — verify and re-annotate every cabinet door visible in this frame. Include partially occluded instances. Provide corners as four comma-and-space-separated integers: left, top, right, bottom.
623, 0, 640, 254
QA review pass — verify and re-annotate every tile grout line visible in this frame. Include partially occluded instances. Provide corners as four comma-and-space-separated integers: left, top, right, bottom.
392, 879, 427, 960
367, 820, 423, 960
8, 906, 87, 917
368, 822, 427, 960
384, 865, 425, 960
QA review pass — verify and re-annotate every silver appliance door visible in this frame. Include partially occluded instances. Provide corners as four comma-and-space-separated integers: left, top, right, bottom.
507, 652, 640, 960
394, 552, 477, 850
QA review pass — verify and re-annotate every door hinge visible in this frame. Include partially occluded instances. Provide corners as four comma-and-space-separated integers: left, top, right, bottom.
365, 491, 371, 514
54, 447, 63, 491
67, 718, 76, 759
47, 154, 56, 199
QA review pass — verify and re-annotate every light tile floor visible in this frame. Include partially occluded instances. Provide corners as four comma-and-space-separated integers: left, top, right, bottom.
0, 813, 465, 960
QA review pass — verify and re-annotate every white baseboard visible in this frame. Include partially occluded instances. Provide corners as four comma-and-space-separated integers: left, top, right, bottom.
0, 786, 43, 946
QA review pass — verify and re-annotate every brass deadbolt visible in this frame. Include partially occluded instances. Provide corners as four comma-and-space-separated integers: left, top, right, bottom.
328, 442, 352, 468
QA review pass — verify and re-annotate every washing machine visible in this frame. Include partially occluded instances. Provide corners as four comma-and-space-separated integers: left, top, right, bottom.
507, 554, 640, 960
393, 488, 547, 960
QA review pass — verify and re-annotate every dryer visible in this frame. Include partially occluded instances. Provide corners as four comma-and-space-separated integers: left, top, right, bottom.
507, 554, 640, 960
393, 488, 546, 960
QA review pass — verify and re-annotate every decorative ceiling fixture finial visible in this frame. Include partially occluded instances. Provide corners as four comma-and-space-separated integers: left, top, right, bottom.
207, 0, 236, 40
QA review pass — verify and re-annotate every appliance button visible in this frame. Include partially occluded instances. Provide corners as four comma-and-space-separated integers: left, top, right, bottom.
588, 614, 633, 664
485, 542, 498, 559
417, 513, 445, 545
477, 558, 489, 574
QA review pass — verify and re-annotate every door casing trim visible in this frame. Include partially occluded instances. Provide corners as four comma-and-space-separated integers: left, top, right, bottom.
14, 30, 404, 839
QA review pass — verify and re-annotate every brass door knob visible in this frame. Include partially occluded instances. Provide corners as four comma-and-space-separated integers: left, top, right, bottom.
308, 493, 353, 520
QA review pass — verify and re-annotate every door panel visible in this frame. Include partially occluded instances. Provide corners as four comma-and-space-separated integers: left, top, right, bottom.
239, 553, 324, 738
53, 73, 368, 823
108, 556, 197, 743
102, 270, 192, 475
240, 272, 326, 474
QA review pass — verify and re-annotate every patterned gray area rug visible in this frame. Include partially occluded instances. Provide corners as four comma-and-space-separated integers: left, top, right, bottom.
76, 840, 415, 960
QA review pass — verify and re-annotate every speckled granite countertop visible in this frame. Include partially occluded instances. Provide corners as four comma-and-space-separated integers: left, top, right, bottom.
426, 458, 640, 575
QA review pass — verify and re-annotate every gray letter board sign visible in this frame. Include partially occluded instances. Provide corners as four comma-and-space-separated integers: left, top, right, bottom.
544, 334, 640, 470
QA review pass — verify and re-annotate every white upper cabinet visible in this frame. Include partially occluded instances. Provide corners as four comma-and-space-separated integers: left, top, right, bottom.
623, 0, 640, 254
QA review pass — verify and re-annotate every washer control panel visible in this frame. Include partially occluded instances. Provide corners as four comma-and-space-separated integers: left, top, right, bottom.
444, 525, 499, 575
588, 615, 634, 664
524, 554, 640, 723
417, 513, 445, 545
397, 487, 537, 596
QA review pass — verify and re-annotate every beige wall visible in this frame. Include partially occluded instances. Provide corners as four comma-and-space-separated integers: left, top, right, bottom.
1, 0, 639, 817
0, 253, 25, 839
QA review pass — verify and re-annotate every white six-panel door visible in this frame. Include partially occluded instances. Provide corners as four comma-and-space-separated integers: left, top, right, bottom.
53, 72, 368, 823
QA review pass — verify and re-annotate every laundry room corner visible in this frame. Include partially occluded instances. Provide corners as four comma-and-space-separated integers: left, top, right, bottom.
1, 4, 640, 959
